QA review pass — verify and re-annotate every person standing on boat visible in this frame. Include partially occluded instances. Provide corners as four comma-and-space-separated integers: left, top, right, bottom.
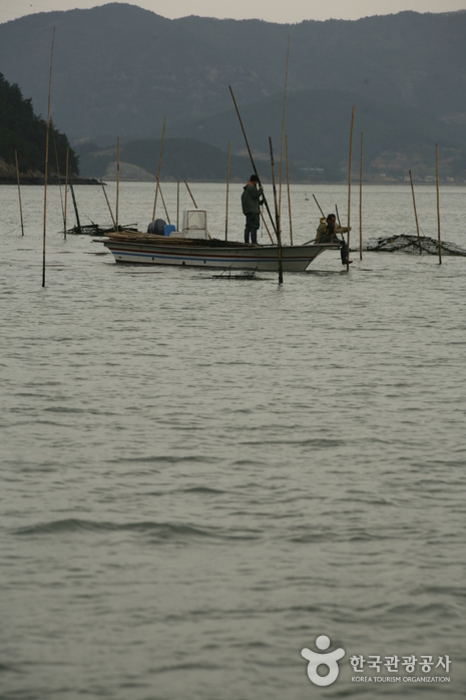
316, 214, 351, 265
241, 174, 264, 245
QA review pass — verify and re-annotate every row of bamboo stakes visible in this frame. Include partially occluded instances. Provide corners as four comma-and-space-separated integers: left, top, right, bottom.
339, 112, 443, 265
35, 28, 443, 287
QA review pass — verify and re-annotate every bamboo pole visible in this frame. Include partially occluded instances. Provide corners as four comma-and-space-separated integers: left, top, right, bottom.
285, 134, 293, 245
335, 204, 344, 245
229, 85, 277, 237
334, 205, 341, 244
359, 131, 363, 260
184, 180, 198, 208
51, 123, 65, 229
278, 35, 290, 226
260, 210, 275, 244
115, 136, 120, 231
269, 137, 283, 284
152, 115, 166, 221
225, 140, 231, 241
409, 169, 422, 254
64, 147, 69, 238
436, 144, 442, 265
69, 180, 81, 233
42, 25, 55, 288
336, 205, 341, 226
15, 150, 24, 236
159, 182, 171, 224
100, 178, 116, 228
346, 106, 355, 271
269, 138, 280, 233
313, 194, 326, 219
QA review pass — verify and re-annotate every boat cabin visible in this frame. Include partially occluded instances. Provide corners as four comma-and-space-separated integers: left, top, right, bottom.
147, 209, 209, 239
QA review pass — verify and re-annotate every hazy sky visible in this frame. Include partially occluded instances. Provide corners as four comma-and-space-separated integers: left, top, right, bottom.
1, 0, 465, 25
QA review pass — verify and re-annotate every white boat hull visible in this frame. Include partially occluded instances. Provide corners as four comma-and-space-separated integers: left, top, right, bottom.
102, 235, 335, 272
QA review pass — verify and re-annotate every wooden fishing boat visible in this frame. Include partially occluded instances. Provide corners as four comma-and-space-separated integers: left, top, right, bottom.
100, 210, 339, 273
101, 231, 335, 272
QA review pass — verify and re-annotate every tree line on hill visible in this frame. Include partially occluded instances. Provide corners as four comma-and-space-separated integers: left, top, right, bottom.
0, 72, 78, 181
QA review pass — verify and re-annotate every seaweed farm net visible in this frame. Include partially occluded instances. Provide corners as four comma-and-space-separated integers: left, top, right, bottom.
361, 235, 466, 256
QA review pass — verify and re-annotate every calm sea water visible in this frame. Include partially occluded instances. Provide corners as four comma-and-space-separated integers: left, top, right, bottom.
1, 182, 465, 699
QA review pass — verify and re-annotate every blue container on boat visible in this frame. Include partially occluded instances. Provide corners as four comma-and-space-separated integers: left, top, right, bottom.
164, 224, 176, 237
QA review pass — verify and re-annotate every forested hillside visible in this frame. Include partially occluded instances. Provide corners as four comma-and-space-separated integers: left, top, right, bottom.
0, 72, 78, 181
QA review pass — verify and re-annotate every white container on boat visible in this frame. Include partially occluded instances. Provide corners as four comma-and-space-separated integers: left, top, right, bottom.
180, 209, 208, 239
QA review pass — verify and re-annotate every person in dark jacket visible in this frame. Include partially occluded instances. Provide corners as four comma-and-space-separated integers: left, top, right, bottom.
316, 214, 352, 265
241, 174, 263, 244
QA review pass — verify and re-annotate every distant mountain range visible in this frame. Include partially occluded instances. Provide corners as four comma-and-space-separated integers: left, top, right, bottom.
77, 137, 258, 182
0, 4, 465, 181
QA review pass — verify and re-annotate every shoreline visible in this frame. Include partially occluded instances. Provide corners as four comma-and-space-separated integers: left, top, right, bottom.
0, 176, 101, 186
1, 178, 465, 187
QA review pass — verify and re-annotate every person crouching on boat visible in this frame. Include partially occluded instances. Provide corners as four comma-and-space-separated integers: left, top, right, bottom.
316, 214, 352, 265
241, 174, 264, 245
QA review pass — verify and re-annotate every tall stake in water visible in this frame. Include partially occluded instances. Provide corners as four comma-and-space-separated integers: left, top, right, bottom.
278, 35, 290, 228
269, 137, 283, 285
346, 106, 355, 272
409, 169, 422, 254
15, 150, 24, 236
152, 115, 166, 221
64, 147, 69, 238
100, 179, 116, 228
285, 135, 293, 245
115, 136, 120, 231
69, 181, 82, 234
52, 123, 65, 229
42, 25, 55, 288
359, 132, 363, 260
176, 178, 180, 231
436, 144, 442, 265
225, 140, 231, 241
